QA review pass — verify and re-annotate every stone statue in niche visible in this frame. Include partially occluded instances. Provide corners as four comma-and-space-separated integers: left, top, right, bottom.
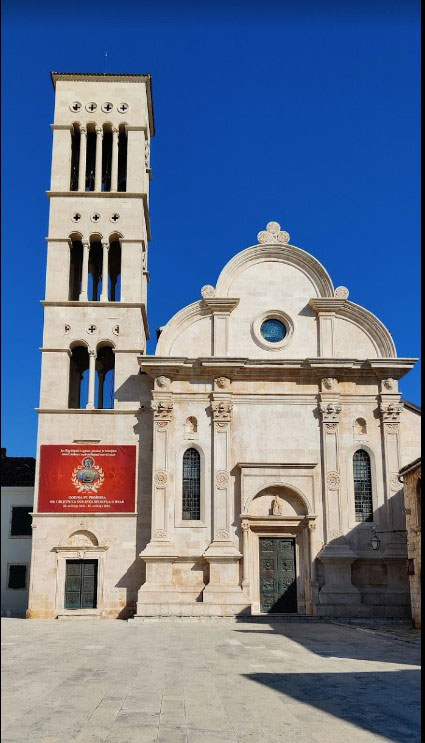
272, 495, 283, 516
185, 416, 197, 434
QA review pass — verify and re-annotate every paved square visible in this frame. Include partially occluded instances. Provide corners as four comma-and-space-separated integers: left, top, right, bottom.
1, 618, 420, 742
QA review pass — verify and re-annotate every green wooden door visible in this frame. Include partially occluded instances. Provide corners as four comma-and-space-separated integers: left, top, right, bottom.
259, 538, 297, 613
65, 560, 98, 610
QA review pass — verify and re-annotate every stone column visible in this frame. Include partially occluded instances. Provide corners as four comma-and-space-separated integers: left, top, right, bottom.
203, 378, 248, 610
79, 239, 90, 301
137, 377, 180, 612
99, 240, 109, 302
317, 378, 360, 609
95, 126, 103, 191
86, 349, 96, 410
110, 126, 119, 192
78, 125, 87, 192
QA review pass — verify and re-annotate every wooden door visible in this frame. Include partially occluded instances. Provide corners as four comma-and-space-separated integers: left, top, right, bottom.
259, 537, 297, 613
65, 560, 98, 610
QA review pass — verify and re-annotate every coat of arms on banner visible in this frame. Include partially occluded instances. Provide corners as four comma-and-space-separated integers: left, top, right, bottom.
71, 456, 105, 493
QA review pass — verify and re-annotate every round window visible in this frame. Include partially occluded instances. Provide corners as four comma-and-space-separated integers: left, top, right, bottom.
260, 318, 287, 343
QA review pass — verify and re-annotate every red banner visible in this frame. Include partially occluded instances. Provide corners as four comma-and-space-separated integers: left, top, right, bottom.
37, 445, 136, 513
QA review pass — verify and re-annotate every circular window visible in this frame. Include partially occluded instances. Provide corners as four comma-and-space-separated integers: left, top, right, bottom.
251, 310, 294, 351
260, 318, 286, 342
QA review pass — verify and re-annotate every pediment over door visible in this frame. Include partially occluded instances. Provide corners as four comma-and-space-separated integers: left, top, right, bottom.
237, 462, 319, 517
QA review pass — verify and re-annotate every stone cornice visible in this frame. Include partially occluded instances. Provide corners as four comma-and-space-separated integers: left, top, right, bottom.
50, 124, 73, 131
138, 356, 416, 380
36, 408, 140, 414
201, 298, 240, 313
308, 298, 347, 313
237, 462, 318, 469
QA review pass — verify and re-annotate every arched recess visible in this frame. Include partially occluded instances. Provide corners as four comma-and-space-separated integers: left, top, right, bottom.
68, 342, 89, 409
88, 233, 103, 301
108, 234, 122, 301
247, 484, 310, 517
243, 482, 312, 516
70, 123, 81, 191
95, 341, 115, 409
68, 232, 83, 300
117, 123, 128, 192
102, 123, 113, 191
67, 530, 99, 547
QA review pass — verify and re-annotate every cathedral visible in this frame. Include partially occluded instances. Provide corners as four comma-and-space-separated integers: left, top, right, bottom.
27, 72, 421, 620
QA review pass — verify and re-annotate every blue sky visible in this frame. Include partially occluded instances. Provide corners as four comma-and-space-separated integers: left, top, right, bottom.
1, 0, 420, 456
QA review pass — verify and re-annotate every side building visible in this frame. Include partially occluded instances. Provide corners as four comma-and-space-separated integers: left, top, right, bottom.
399, 456, 421, 628
1, 449, 35, 617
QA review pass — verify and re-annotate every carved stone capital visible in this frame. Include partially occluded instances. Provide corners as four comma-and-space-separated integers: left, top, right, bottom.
241, 521, 250, 532
320, 402, 342, 424
95, 125, 103, 136
379, 402, 403, 422
211, 401, 233, 423
101, 240, 109, 250
151, 399, 173, 424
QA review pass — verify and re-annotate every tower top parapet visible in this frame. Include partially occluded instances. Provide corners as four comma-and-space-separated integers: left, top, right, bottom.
50, 72, 155, 135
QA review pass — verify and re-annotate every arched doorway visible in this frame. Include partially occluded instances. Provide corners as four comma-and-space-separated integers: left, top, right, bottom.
241, 485, 316, 615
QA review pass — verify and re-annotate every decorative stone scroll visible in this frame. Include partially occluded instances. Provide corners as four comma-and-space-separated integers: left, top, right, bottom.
211, 401, 233, 424
201, 285, 216, 298
257, 221, 290, 245
334, 286, 349, 299
320, 402, 342, 424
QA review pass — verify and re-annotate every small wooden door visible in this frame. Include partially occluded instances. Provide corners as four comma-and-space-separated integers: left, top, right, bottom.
259, 537, 297, 613
65, 560, 98, 610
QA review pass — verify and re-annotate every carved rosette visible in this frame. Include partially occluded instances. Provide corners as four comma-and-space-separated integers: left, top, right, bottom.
215, 470, 229, 489
153, 529, 167, 540
385, 423, 400, 433
154, 470, 167, 488
320, 402, 342, 424
211, 401, 233, 425
326, 471, 341, 490
151, 400, 174, 428
215, 529, 229, 541
379, 402, 403, 423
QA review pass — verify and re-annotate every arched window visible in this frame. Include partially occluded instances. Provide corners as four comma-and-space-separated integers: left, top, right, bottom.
68, 345, 89, 409
70, 124, 80, 191
69, 237, 83, 300
354, 417, 367, 435
95, 345, 115, 409
182, 448, 200, 520
353, 449, 373, 522
108, 239, 121, 301
88, 238, 102, 301
102, 125, 112, 191
117, 124, 128, 192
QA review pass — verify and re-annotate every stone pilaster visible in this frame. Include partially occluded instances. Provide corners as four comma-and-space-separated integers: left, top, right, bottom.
203, 378, 246, 606
99, 240, 109, 302
317, 378, 360, 608
137, 377, 179, 608
79, 239, 90, 301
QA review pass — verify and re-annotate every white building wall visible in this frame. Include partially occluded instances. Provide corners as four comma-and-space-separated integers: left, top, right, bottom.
1, 488, 34, 616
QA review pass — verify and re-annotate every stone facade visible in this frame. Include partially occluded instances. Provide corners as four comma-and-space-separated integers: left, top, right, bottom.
28, 74, 421, 620
400, 457, 421, 627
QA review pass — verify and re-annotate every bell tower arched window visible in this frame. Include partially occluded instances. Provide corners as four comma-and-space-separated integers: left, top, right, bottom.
353, 449, 373, 522
182, 448, 201, 520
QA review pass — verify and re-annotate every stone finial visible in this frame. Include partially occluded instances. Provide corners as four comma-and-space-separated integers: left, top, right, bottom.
201, 285, 215, 298
257, 222, 290, 245
334, 286, 349, 299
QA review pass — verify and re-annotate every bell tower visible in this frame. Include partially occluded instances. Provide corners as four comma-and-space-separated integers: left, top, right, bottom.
28, 73, 155, 619
42, 72, 154, 411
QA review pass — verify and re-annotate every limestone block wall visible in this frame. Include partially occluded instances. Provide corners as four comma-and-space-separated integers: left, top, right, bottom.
402, 462, 421, 628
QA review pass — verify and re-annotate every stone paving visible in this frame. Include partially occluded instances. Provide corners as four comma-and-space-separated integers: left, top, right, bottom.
1, 617, 421, 743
